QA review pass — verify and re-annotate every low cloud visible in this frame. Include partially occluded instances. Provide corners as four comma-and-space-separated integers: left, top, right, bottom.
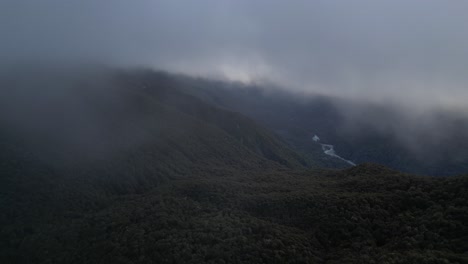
2, 0, 468, 110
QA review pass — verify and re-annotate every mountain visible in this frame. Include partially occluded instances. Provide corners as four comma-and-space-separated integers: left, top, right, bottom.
173, 77, 468, 176
0, 68, 307, 261
1, 68, 467, 263
149, 75, 354, 170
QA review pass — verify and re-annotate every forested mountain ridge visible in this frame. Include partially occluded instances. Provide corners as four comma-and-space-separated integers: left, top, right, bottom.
1, 69, 467, 263
171, 75, 468, 176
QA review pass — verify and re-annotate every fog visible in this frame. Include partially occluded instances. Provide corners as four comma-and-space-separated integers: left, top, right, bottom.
3, 0, 468, 174
2, 0, 468, 110
0, 66, 169, 167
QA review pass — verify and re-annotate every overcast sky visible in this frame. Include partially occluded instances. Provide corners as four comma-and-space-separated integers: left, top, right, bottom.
2, 0, 468, 109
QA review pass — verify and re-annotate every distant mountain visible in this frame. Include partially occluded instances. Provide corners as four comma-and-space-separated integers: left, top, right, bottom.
175, 76, 468, 176
1, 68, 467, 263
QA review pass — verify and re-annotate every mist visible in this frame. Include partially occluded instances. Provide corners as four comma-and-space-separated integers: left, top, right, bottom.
2, 0, 468, 110
0, 66, 171, 167
3, 0, 468, 171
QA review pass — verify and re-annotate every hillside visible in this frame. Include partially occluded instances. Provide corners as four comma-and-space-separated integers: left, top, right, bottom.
172, 77, 468, 176
1, 69, 467, 263
147, 74, 352, 169
0, 68, 306, 261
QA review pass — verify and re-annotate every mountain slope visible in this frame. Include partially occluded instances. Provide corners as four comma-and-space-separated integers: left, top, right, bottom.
1, 68, 467, 263
0, 68, 309, 262
172, 76, 468, 176
146, 74, 352, 169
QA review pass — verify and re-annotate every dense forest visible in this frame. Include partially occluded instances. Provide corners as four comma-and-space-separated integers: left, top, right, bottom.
1, 69, 467, 263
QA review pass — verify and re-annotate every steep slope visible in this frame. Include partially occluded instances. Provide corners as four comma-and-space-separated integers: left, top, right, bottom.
117, 70, 308, 169
152, 74, 351, 169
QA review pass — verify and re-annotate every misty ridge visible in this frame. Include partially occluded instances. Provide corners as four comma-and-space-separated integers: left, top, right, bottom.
1, 64, 468, 175
3, 0, 468, 174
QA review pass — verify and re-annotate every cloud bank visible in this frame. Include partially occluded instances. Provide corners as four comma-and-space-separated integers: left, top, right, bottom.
2, 0, 468, 109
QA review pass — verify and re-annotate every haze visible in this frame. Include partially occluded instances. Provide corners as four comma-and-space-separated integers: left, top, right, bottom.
2, 0, 468, 109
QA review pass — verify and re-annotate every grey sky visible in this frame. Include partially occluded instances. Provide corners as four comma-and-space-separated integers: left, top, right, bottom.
2, 0, 468, 109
